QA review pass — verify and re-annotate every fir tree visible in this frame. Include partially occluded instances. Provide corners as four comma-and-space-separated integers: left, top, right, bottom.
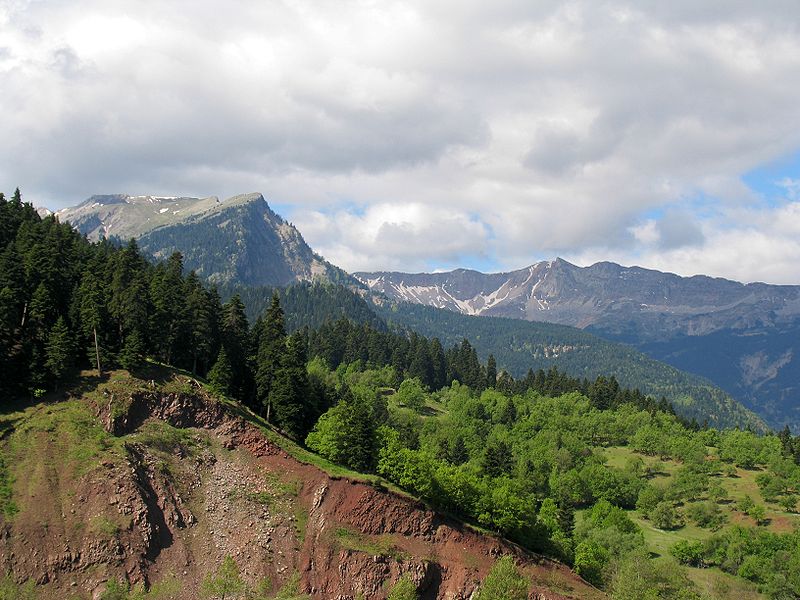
486, 354, 497, 388
119, 329, 145, 372
44, 316, 74, 386
270, 331, 311, 438
220, 294, 250, 401
256, 293, 286, 421
208, 347, 234, 397
77, 272, 105, 375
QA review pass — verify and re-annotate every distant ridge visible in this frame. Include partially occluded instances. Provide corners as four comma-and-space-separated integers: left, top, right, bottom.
357, 261, 800, 430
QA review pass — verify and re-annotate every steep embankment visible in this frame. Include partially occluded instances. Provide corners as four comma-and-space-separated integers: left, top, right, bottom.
0, 373, 602, 600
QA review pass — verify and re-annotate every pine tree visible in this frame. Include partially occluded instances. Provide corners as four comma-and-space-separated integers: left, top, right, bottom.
119, 329, 145, 372
486, 354, 497, 388
256, 293, 286, 421
77, 272, 105, 375
269, 331, 310, 438
220, 294, 250, 401
150, 252, 188, 366
500, 397, 517, 425
449, 435, 469, 465
340, 390, 378, 472
44, 316, 74, 387
185, 272, 215, 375
208, 347, 234, 397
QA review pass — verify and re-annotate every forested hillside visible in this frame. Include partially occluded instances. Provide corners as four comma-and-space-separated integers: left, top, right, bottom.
374, 301, 765, 431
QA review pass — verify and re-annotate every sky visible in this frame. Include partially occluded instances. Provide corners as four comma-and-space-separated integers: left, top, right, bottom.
3, 1, 800, 283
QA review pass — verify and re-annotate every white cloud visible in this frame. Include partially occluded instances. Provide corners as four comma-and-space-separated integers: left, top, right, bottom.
293, 202, 490, 272
2, 1, 800, 282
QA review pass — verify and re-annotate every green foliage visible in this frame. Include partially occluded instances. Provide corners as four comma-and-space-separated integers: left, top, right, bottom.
272, 572, 310, 599
686, 501, 727, 530
0, 453, 17, 518
305, 390, 377, 472
396, 378, 427, 412
670, 540, 706, 567
719, 429, 781, 469
208, 347, 234, 397
649, 502, 683, 531
201, 555, 247, 599
387, 576, 418, 600
0, 574, 37, 600
474, 556, 529, 600
44, 316, 74, 385
101, 579, 131, 600
574, 540, 609, 586
375, 301, 764, 430
611, 551, 703, 600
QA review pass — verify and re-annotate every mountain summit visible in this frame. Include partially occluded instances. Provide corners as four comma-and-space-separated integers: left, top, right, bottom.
58, 193, 352, 287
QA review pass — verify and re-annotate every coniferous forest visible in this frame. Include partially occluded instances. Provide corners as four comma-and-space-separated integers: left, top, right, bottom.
4, 190, 800, 599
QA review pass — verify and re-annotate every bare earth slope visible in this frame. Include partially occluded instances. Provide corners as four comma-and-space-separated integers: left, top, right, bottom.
0, 373, 602, 600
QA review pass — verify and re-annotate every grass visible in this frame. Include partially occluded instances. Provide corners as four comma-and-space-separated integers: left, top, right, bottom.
294, 506, 308, 542
90, 515, 122, 538
4, 399, 122, 513
602, 445, 792, 598
333, 526, 406, 559
686, 566, 763, 600
131, 420, 205, 455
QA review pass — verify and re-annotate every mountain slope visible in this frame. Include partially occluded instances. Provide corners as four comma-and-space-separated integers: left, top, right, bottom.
0, 371, 601, 599
58, 193, 353, 287
358, 260, 800, 430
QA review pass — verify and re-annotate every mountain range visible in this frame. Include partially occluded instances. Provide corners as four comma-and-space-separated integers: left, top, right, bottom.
52, 192, 796, 430
356, 261, 800, 430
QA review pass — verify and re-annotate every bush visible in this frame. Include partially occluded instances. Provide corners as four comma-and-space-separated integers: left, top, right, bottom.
474, 556, 529, 600
650, 501, 683, 530
670, 540, 706, 567
636, 485, 664, 515
387, 576, 418, 600
396, 378, 427, 412
686, 501, 727, 530
573, 541, 609, 587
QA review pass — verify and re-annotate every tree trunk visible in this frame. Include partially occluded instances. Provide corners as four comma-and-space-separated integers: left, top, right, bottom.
266, 399, 271, 424
93, 326, 102, 375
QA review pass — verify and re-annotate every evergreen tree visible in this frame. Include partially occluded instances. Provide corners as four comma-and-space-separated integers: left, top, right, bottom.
208, 347, 234, 397
77, 272, 106, 375
200, 555, 246, 600
150, 252, 188, 366
185, 271, 216, 375
483, 439, 514, 477
256, 293, 286, 421
119, 329, 145, 372
44, 316, 74, 386
449, 435, 469, 465
269, 331, 311, 438
429, 337, 447, 390
220, 294, 250, 401
486, 354, 497, 388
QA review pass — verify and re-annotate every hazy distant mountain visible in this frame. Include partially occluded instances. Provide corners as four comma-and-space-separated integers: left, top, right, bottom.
58, 193, 353, 287
357, 260, 800, 429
